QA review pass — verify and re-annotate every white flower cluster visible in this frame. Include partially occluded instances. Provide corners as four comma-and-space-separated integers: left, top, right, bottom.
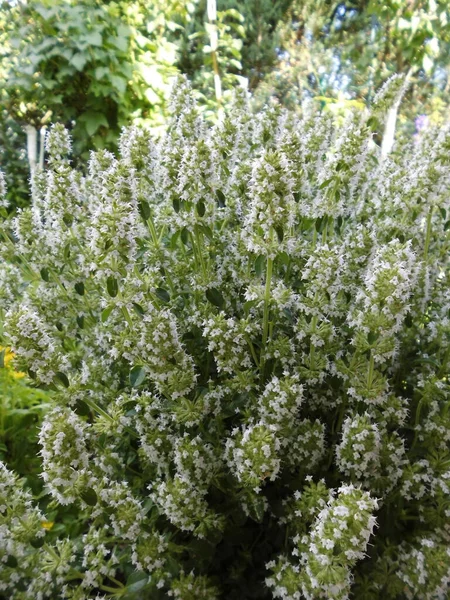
203, 313, 257, 374
396, 536, 450, 600
0, 260, 22, 312
0, 77, 449, 598
336, 413, 381, 481
267, 485, 378, 600
225, 422, 282, 491
113, 304, 196, 398
0, 463, 46, 594
0, 170, 8, 209
39, 407, 93, 504
5, 305, 68, 383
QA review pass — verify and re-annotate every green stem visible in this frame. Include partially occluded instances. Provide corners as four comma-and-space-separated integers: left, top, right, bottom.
246, 335, 260, 368
335, 398, 347, 435
411, 395, 425, 451
309, 314, 318, 370
260, 243, 274, 382
99, 584, 125, 595
121, 305, 133, 328
424, 207, 433, 261
147, 216, 159, 248
194, 227, 207, 279
107, 575, 125, 588
367, 352, 375, 390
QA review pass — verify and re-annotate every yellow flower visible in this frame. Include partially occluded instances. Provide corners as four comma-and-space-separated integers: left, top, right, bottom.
41, 521, 54, 530
0, 346, 25, 379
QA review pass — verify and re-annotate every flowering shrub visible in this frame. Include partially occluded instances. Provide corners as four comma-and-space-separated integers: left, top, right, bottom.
0, 78, 449, 599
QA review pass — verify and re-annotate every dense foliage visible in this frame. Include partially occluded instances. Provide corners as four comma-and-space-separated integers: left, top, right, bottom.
0, 0, 248, 208
260, 0, 450, 119
0, 78, 449, 599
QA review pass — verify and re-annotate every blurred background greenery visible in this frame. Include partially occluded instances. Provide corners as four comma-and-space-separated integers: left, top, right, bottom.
1, 0, 449, 209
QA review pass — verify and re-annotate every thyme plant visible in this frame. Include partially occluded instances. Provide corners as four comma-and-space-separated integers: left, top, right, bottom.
0, 78, 449, 599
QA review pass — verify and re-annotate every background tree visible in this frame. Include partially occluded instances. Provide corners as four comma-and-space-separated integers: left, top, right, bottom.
255, 0, 450, 128
0, 0, 252, 207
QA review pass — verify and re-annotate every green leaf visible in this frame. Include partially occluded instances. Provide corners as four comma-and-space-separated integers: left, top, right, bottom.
83, 31, 103, 47
139, 200, 151, 221
170, 230, 180, 250
367, 332, 379, 345
244, 493, 266, 523
70, 53, 88, 71
254, 255, 265, 277
95, 66, 110, 80
55, 372, 70, 388
76, 315, 84, 329
199, 224, 213, 240
80, 488, 98, 506
109, 36, 128, 52
0, 349, 5, 369
5, 555, 18, 568
366, 117, 379, 133
155, 288, 170, 303
130, 366, 146, 388
40, 267, 50, 282
274, 225, 284, 242
216, 189, 226, 207
126, 571, 149, 594
74, 282, 85, 296
206, 288, 225, 308
318, 178, 333, 190
181, 227, 189, 246
132, 303, 145, 317
80, 111, 109, 136
315, 216, 328, 233
75, 399, 91, 417
173, 198, 180, 213
101, 305, 114, 322
107, 277, 118, 298
30, 537, 45, 549
196, 200, 206, 217
110, 75, 127, 95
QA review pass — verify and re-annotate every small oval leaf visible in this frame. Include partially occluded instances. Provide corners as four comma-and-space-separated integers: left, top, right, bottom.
254, 255, 265, 277
206, 288, 225, 308
181, 227, 189, 246
55, 372, 70, 388
5, 555, 18, 568
155, 288, 170, 303
196, 200, 206, 217
139, 200, 151, 221
107, 277, 118, 298
126, 571, 149, 593
216, 189, 226, 207
101, 305, 114, 322
130, 365, 146, 387
80, 488, 98, 506
132, 302, 145, 317
274, 225, 284, 242
74, 282, 85, 296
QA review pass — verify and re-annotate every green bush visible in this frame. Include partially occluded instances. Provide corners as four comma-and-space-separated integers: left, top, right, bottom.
0, 78, 449, 599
